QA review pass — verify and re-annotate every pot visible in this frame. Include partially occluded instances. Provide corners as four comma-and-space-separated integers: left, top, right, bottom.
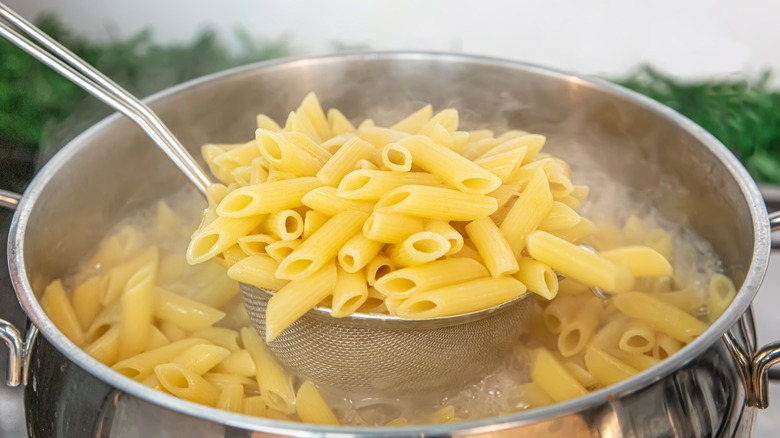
2, 52, 780, 437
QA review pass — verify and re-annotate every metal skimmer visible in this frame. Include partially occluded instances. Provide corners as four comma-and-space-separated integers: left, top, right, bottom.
242, 284, 535, 396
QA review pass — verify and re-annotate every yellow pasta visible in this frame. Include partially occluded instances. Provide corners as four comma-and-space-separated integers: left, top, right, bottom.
296, 381, 339, 425
156, 363, 221, 406
188, 216, 265, 264
391, 104, 433, 133
362, 212, 425, 244
465, 216, 519, 277
652, 333, 683, 359
275, 210, 367, 280
256, 113, 281, 131
381, 143, 413, 172
338, 170, 441, 200
337, 231, 384, 273
358, 125, 409, 147
316, 137, 375, 187
386, 231, 451, 266
499, 168, 553, 257
118, 261, 157, 359
41, 280, 86, 346
398, 135, 501, 194
557, 297, 603, 358
217, 177, 322, 218
265, 240, 302, 263
425, 220, 464, 256
170, 343, 231, 375
374, 258, 488, 298
243, 395, 269, 417
474, 146, 528, 182
600, 246, 673, 277
84, 326, 120, 366
375, 185, 497, 221
297, 92, 332, 141
266, 262, 338, 340
213, 350, 257, 377
606, 349, 661, 371
263, 209, 304, 241
365, 255, 398, 286
236, 234, 276, 256
327, 108, 355, 136
531, 348, 588, 403
612, 292, 708, 343
216, 383, 245, 413
584, 346, 638, 387
241, 328, 296, 413
72, 276, 106, 330
190, 327, 241, 351
708, 273, 736, 322
395, 277, 526, 319
112, 338, 204, 380
257, 129, 323, 175
301, 186, 374, 216
227, 255, 290, 291
526, 231, 634, 292
618, 320, 656, 355
513, 257, 558, 300
331, 267, 369, 317
538, 201, 581, 232
153, 287, 226, 331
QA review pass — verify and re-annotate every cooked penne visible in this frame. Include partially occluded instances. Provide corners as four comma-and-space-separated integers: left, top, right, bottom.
465, 217, 519, 277
154, 287, 226, 331
391, 104, 433, 133
227, 255, 289, 292
338, 170, 442, 200
331, 267, 369, 317
600, 246, 673, 277
188, 216, 265, 264
652, 333, 683, 359
213, 350, 257, 377
243, 395, 269, 417
381, 143, 413, 172
398, 135, 501, 194
327, 108, 356, 136
362, 212, 425, 244
375, 185, 498, 221
358, 125, 409, 147
425, 221, 464, 255
474, 147, 528, 182
513, 257, 558, 300
316, 137, 375, 187
190, 327, 241, 351
365, 255, 397, 286
266, 262, 338, 340
265, 240, 302, 263
296, 92, 332, 141
531, 348, 588, 403
263, 210, 304, 241
606, 349, 661, 371
112, 338, 205, 380
538, 202, 581, 232
618, 320, 656, 355
240, 327, 296, 413
386, 232, 451, 266
584, 346, 638, 387
275, 210, 367, 280
374, 258, 489, 298
301, 186, 374, 216
217, 177, 322, 218
708, 273, 736, 322
296, 381, 339, 425
612, 292, 708, 343
118, 262, 157, 359
170, 343, 231, 375
216, 383, 245, 413
557, 297, 603, 357
236, 234, 276, 256
156, 363, 221, 406
41, 280, 86, 346
526, 231, 634, 292
395, 277, 526, 319
499, 168, 553, 257
72, 276, 106, 331
257, 129, 323, 175
84, 326, 120, 366
337, 231, 384, 273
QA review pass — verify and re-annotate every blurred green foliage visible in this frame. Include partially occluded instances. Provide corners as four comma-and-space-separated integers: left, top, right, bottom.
0, 14, 289, 149
616, 66, 780, 184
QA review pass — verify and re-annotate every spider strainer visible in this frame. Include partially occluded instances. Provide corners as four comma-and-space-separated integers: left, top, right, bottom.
241, 283, 535, 396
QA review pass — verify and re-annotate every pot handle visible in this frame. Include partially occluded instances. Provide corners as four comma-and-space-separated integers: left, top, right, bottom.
0, 188, 36, 387
725, 210, 780, 408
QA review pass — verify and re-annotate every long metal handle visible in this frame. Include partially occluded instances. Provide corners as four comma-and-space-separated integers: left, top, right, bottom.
0, 189, 35, 387
0, 3, 211, 197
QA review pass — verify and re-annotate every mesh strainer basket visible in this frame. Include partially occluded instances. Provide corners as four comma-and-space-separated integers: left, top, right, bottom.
241, 284, 535, 396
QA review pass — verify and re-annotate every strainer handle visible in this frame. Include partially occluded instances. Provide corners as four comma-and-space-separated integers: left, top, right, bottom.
0, 3, 212, 197
0, 189, 37, 387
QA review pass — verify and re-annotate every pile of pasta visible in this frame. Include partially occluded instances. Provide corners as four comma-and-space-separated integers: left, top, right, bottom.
187, 93, 682, 341
40, 206, 342, 424
38, 93, 739, 425
521, 216, 736, 407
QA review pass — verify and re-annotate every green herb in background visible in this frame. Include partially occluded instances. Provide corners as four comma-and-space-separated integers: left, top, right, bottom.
0, 14, 289, 150
615, 66, 780, 184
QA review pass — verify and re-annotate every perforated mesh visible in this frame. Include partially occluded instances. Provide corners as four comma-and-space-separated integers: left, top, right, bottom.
241, 284, 533, 396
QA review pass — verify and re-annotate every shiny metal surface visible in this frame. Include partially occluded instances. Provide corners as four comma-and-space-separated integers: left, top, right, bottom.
4, 52, 776, 436
242, 284, 534, 395
0, 189, 20, 210
0, 2, 211, 196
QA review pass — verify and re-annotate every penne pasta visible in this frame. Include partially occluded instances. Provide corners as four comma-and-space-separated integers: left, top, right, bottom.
465, 217, 519, 277
395, 277, 526, 319
296, 381, 340, 425
375, 185, 498, 221
374, 258, 489, 298
241, 327, 296, 413
612, 292, 708, 343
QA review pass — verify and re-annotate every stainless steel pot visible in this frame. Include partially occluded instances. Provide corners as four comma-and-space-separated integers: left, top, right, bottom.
2, 52, 780, 437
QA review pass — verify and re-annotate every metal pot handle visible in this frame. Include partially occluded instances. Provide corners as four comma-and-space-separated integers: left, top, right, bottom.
724, 210, 780, 408
0, 188, 36, 387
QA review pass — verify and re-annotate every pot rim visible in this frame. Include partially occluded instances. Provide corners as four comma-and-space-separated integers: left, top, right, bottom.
7, 51, 771, 436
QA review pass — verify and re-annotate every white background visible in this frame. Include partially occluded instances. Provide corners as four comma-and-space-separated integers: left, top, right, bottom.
4, 0, 780, 436
6, 0, 779, 79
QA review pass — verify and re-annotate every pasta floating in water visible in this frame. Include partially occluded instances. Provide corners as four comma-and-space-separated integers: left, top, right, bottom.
39, 94, 737, 425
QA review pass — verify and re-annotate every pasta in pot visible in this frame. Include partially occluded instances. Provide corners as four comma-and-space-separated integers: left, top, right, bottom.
38, 93, 737, 425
